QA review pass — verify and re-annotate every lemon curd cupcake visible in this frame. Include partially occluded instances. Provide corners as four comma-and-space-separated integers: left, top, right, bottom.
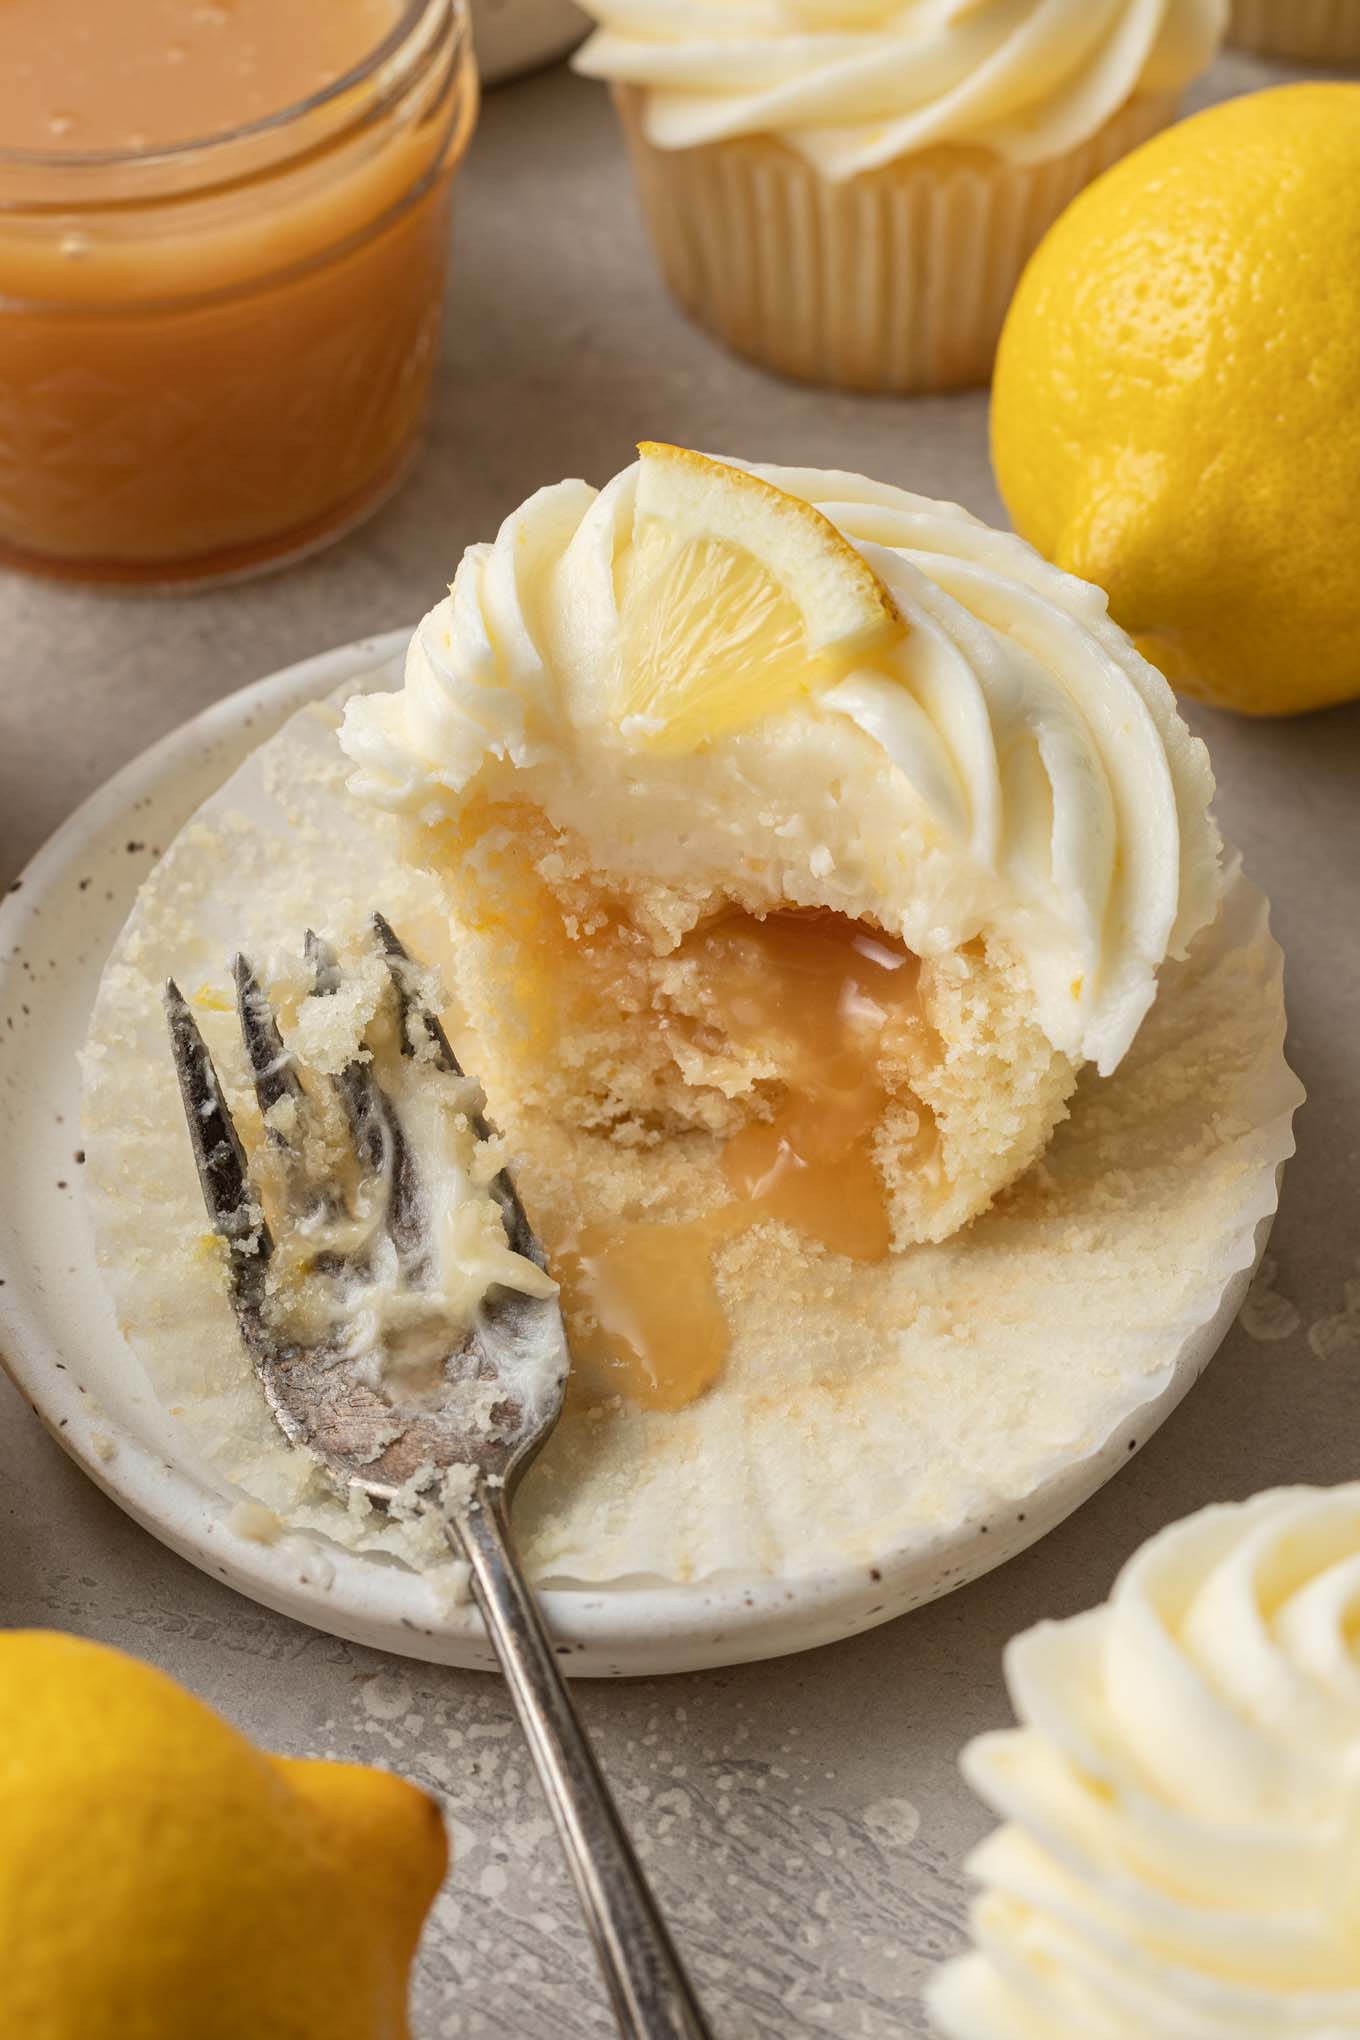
570, 1, 1227, 392
1230, 0, 1360, 60
341, 443, 1222, 1406
928, 1485, 1360, 2037
83, 440, 1300, 1604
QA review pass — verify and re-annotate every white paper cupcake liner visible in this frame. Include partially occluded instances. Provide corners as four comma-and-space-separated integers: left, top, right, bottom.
1230, 0, 1360, 59
80, 685, 1302, 1608
611, 86, 1179, 393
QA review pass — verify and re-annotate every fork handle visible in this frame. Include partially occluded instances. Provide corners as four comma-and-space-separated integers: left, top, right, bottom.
442, 1489, 715, 2040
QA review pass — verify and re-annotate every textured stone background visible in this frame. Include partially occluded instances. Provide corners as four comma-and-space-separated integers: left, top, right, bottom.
2, 41, 1357, 2039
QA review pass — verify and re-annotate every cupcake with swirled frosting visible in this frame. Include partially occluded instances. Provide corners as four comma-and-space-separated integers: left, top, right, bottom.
571, 0, 1226, 392
929, 1485, 1360, 2039
341, 444, 1220, 1285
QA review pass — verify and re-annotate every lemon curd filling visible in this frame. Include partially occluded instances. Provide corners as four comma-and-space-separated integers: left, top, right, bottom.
704, 908, 928, 1259
550, 906, 929, 1410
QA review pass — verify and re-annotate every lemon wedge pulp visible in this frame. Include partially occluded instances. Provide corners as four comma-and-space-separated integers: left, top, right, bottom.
616, 444, 904, 753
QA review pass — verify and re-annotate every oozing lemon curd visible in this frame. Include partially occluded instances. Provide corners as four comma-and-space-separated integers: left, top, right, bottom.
702, 911, 924, 1261
553, 910, 927, 1411
555, 1215, 733, 1413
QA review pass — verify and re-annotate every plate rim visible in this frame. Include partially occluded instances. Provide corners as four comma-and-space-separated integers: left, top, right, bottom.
0, 634, 1297, 1676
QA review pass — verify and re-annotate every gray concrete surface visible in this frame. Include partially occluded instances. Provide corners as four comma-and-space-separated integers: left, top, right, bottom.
2, 46, 1357, 2040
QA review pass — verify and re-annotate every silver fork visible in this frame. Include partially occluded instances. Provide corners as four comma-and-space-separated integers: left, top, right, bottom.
165, 916, 713, 2040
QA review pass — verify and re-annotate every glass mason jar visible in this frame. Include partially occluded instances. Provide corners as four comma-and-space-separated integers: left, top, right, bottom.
0, 0, 477, 584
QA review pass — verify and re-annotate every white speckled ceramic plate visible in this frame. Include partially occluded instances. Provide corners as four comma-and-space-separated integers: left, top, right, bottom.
0, 635, 1301, 1676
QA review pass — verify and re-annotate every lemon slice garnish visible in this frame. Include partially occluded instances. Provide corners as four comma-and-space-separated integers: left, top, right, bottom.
615, 443, 904, 753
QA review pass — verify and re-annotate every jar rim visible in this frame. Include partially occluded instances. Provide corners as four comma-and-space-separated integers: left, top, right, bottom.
0, 0, 465, 175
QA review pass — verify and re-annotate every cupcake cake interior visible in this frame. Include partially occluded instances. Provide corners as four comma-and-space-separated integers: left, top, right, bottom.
427, 788, 1073, 1406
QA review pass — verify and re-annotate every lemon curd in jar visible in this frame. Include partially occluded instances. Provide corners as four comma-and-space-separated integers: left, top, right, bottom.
0, 0, 476, 582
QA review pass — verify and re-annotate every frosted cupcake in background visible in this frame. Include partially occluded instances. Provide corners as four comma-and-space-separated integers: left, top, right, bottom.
928, 1485, 1360, 2037
573, 0, 1227, 393
1230, 1, 1360, 61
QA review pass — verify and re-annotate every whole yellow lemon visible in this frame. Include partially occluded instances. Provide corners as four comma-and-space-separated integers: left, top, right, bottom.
0, 1630, 447, 2040
992, 83, 1360, 717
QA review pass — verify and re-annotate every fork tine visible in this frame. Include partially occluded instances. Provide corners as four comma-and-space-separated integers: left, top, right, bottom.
305, 928, 425, 1266
370, 912, 547, 1272
164, 979, 272, 1308
306, 928, 392, 1176
232, 953, 304, 1122
304, 926, 341, 996
371, 911, 472, 1083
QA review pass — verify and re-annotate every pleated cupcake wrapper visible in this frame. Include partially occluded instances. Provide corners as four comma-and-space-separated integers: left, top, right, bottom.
1230, 0, 1360, 59
84, 681, 1302, 1601
613, 86, 1178, 394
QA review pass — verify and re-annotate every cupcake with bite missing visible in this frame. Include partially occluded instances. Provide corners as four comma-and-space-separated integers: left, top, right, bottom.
340, 441, 1223, 1402
573, 0, 1227, 393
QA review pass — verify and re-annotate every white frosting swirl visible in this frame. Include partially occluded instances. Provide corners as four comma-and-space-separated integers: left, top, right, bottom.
574, 0, 1226, 178
340, 456, 1219, 1076
929, 1487, 1360, 2040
